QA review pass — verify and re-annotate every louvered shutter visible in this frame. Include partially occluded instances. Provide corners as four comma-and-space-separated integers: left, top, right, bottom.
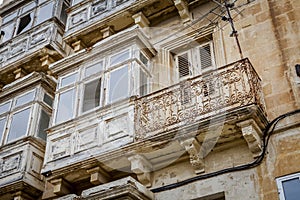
178, 52, 190, 78
199, 44, 212, 70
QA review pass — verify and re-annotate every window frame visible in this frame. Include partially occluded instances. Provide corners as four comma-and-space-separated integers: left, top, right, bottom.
174, 41, 215, 80
276, 172, 300, 200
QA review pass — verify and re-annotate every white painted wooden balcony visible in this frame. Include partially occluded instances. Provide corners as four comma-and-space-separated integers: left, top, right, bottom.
0, 0, 70, 85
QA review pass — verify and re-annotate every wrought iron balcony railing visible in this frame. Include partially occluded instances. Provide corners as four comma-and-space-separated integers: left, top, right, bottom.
135, 58, 265, 139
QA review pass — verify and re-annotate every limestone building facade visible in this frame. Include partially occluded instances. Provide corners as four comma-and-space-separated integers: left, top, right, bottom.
0, 0, 299, 200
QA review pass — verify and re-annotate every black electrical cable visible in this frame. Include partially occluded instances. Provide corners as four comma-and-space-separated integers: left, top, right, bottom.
151, 109, 300, 193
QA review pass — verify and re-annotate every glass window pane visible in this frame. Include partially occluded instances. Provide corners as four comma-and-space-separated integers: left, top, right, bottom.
38, 110, 50, 140
110, 50, 130, 66
139, 52, 148, 66
82, 79, 101, 112
2, 11, 18, 24
43, 93, 53, 107
140, 69, 148, 96
56, 89, 75, 124
15, 91, 35, 107
36, 2, 54, 24
0, 118, 6, 143
7, 108, 31, 142
109, 66, 128, 103
1, 23, 15, 43
0, 102, 11, 115
282, 178, 300, 200
60, 2, 68, 25
72, 0, 84, 6
85, 61, 103, 77
21, 2, 36, 14
61, 73, 77, 88
16, 12, 34, 35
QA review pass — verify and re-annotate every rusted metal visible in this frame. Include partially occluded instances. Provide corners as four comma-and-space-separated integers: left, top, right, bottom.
135, 58, 266, 139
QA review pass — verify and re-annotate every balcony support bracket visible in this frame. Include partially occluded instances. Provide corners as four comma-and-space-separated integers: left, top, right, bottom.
13, 68, 27, 80
132, 12, 150, 28
180, 137, 205, 174
173, 0, 191, 23
237, 119, 263, 158
72, 40, 87, 53
50, 178, 73, 196
86, 166, 110, 185
101, 26, 115, 39
128, 154, 152, 187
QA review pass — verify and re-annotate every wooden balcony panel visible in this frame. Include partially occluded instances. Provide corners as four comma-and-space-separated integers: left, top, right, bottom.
0, 137, 45, 199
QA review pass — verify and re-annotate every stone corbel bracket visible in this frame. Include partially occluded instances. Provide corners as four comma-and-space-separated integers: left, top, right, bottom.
173, 0, 191, 23
86, 166, 111, 185
128, 154, 152, 187
237, 119, 263, 158
180, 137, 205, 174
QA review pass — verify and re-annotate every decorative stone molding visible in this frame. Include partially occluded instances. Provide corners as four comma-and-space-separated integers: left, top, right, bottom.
13, 68, 27, 80
237, 119, 263, 158
180, 137, 205, 174
128, 155, 152, 187
86, 166, 110, 185
13, 191, 34, 200
173, 0, 190, 22
50, 178, 73, 196
132, 12, 150, 28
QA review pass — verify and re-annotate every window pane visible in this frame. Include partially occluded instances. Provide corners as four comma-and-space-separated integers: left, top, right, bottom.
2, 11, 18, 24
1, 23, 15, 43
85, 61, 103, 77
109, 66, 128, 103
61, 73, 77, 88
38, 110, 50, 140
21, 2, 36, 14
60, 2, 68, 25
39, 0, 48, 4
7, 108, 31, 142
36, 2, 54, 24
282, 178, 300, 200
139, 52, 148, 66
16, 12, 34, 35
15, 91, 35, 107
0, 102, 11, 115
110, 50, 130, 66
0, 118, 6, 143
56, 89, 75, 124
43, 93, 53, 107
82, 79, 101, 112
72, 0, 84, 5
140, 69, 148, 96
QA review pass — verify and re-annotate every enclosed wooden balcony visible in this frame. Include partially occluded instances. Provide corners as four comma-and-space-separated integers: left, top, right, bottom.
42, 58, 267, 198
0, 0, 70, 85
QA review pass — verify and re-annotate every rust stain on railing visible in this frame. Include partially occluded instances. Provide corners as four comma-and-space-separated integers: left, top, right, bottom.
134, 58, 265, 139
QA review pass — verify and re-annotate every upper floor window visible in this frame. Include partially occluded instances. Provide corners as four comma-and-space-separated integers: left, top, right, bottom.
0, 0, 68, 44
0, 87, 53, 146
54, 48, 151, 125
277, 172, 300, 200
175, 41, 215, 80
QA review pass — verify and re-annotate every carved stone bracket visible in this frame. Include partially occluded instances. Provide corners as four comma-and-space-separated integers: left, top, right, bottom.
132, 12, 150, 28
71, 40, 87, 53
86, 166, 111, 185
237, 119, 263, 158
128, 155, 152, 187
50, 178, 73, 196
173, 0, 190, 22
40, 54, 55, 69
100, 26, 115, 39
180, 137, 205, 174
13, 68, 27, 80
13, 191, 34, 200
